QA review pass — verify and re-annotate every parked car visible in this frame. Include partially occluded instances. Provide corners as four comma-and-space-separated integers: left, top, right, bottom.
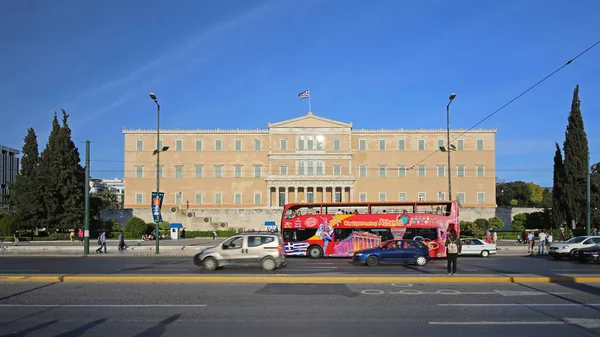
459, 238, 497, 257
193, 232, 287, 271
352, 239, 430, 266
548, 236, 600, 260
573, 244, 600, 264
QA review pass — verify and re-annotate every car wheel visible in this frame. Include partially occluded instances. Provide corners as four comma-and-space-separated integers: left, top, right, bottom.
366, 255, 379, 266
261, 257, 277, 271
480, 250, 490, 258
202, 257, 218, 271
307, 245, 323, 259
415, 255, 427, 266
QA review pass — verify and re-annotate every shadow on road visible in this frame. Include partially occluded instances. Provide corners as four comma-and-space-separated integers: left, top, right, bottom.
0, 319, 59, 337
55, 318, 107, 337
134, 314, 180, 337
0, 282, 60, 301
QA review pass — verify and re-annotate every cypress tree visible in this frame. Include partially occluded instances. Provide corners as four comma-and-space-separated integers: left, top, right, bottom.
551, 143, 566, 228
562, 85, 589, 227
57, 110, 85, 230
9, 128, 45, 228
39, 113, 64, 230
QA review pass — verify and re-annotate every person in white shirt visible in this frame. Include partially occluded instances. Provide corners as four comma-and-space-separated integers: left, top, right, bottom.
547, 233, 553, 248
538, 231, 547, 254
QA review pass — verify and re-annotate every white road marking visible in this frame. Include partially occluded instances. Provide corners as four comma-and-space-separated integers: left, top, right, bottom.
296, 267, 338, 269
361, 289, 385, 295
438, 303, 600, 307
0, 304, 207, 308
429, 321, 565, 325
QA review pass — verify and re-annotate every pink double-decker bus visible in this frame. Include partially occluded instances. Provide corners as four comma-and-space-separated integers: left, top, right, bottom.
280, 201, 459, 259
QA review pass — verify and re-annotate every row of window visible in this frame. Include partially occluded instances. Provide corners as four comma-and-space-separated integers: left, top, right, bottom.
360, 192, 486, 204
134, 137, 487, 152
134, 192, 262, 205
133, 191, 486, 205
133, 163, 487, 178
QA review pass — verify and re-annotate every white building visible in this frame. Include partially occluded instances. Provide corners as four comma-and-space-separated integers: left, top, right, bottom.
89, 178, 125, 206
0, 145, 20, 209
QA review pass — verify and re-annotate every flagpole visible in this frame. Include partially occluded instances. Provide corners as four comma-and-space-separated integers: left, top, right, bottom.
308, 88, 312, 112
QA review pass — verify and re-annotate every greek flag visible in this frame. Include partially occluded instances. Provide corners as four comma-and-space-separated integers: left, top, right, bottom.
298, 89, 310, 100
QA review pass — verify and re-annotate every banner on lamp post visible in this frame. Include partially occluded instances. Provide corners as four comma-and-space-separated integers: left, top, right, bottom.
151, 192, 165, 223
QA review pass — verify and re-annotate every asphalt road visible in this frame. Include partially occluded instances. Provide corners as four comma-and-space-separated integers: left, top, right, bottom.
0, 255, 598, 276
0, 281, 599, 336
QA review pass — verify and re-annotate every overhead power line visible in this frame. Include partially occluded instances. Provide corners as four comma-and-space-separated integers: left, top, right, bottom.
408, 38, 600, 170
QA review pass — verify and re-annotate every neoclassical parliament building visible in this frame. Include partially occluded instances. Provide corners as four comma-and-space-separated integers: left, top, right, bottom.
123, 112, 497, 210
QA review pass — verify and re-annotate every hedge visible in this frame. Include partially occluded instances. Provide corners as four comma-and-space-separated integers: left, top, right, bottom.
184, 230, 237, 238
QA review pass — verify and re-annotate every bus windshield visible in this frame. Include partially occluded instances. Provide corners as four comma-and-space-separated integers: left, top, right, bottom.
280, 201, 459, 258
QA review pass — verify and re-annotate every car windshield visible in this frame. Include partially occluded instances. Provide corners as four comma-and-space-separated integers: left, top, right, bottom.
565, 236, 586, 244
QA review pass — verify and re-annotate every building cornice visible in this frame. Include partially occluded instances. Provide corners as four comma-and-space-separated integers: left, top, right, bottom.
122, 127, 498, 135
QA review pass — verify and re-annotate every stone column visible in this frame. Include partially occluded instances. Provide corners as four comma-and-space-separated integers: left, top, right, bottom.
340, 186, 344, 202
294, 186, 298, 203
322, 186, 326, 202
350, 186, 354, 202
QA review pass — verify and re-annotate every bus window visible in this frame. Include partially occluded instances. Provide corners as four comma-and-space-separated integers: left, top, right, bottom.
368, 228, 393, 241
417, 228, 438, 241
283, 228, 317, 242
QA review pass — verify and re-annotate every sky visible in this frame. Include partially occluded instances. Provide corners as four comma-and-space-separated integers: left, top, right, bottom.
1, 0, 599, 188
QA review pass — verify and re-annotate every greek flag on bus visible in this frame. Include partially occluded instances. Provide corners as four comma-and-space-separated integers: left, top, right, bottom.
298, 89, 310, 100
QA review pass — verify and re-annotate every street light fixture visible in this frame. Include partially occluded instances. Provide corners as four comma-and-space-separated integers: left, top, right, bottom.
446, 93, 456, 201
150, 92, 167, 254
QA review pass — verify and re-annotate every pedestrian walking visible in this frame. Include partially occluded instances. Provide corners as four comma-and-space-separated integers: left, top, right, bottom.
212, 231, 217, 240
547, 233, 553, 249
118, 232, 126, 252
70, 230, 75, 245
516, 234, 521, 244
96, 231, 107, 253
445, 230, 462, 276
78, 228, 84, 245
492, 231, 498, 245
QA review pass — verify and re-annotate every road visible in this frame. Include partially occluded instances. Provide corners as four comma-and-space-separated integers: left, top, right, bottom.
0, 281, 599, 336
0, 255, 598, 276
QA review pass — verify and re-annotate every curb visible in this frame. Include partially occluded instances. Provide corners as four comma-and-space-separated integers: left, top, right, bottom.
1, 275, 600, 284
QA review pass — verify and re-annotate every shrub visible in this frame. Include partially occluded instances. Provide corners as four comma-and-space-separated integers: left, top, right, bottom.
488, 216, 505, 229
48, 233, 71, 240
123, 217, 151, 239
184, 230, 237, 238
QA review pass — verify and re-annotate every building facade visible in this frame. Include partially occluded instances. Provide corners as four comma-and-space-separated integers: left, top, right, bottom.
0, 145, 20, 208
90, 178, 125, 206
123, 112, 496, 210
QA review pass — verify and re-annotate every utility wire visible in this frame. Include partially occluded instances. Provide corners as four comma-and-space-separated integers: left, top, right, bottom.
408, 39, 600, 170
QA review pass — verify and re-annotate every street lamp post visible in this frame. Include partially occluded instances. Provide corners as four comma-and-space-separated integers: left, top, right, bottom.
150, 93, 161, 254
446, 93, 457, 201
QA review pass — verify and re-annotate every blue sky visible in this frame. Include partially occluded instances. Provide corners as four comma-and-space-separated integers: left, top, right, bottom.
1, 0, 599, 187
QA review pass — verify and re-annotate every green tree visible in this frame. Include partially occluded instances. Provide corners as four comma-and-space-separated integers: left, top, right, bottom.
0, 212, 18, 238
552, 143, 566, 228
97, 188, 122, 210
9, 128, 45, 229
562, 85, 589, 227
496, 181, 531, 206
511, 213, 527, 231
527, 182, 543, 205
541, 188, 552, 207
57, 111, 85, 230
39, 113, 64, 230
488, 216, 505, 229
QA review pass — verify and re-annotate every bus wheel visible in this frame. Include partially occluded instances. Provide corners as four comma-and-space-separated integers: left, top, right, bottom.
366, 255, 379, 266
307, 245, 323, 259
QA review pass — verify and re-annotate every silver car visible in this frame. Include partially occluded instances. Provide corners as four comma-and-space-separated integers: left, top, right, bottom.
193, 232, 287, 271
